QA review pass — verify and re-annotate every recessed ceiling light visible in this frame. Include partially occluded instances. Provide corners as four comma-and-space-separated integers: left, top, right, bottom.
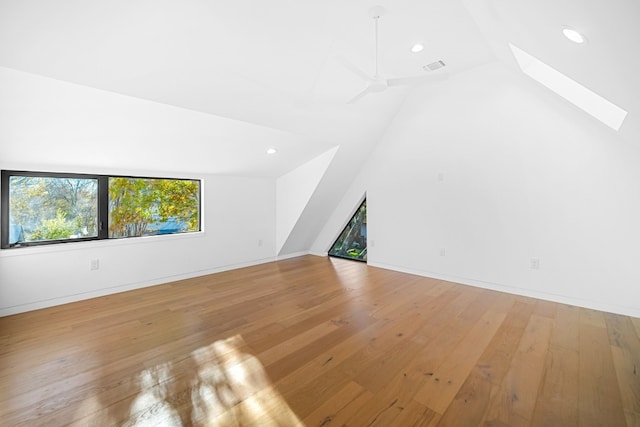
411, 43, 424, 53
266, 148, 277, 155
562, 27, 585, 44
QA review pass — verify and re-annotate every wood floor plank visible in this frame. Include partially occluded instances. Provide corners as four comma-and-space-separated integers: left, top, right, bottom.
390, 399, 441, 427
579, 309, 627, 427
480, 314, 554, 426
0, 255, 637, 426
530, 303, 580, 426
265, 311, 374, 384
530, 345, 579, 426
473, 299, 535, 385
437, 300, 535, 425
414, 309, 506, 413
352, 290, 469, 395
631, 317, 640, 340
604, 312, 640, 426
302, 381, 372, 427
436, 371, 493, 426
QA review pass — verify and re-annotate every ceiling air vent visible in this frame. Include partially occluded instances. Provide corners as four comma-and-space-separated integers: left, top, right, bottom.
423, 60, 446, 71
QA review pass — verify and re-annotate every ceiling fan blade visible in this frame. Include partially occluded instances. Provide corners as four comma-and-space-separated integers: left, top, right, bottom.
335, 55, 373, 82
347, 86, 375, 104
387, 73, 449, 87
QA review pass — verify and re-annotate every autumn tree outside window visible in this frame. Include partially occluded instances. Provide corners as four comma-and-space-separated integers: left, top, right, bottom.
1, 170, 201, 249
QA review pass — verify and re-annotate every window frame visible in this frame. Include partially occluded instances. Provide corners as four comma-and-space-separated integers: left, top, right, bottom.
1, 170, 202, 249
328, 198, 367, 262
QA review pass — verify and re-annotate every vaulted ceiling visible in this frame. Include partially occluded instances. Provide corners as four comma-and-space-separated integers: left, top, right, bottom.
1, 0, 638, 255
1, 0, 637, 175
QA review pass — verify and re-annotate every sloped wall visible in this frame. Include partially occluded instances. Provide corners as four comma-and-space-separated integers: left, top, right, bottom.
276, 147, 338, 255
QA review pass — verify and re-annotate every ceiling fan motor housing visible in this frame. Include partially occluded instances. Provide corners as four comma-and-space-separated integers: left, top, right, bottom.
369, 79, 388, 92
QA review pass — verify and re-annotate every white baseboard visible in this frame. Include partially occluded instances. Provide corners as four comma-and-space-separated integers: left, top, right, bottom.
276, 250, 310, 261
368, 261, 640, 318
7, 255, 636, 318
0, 256, 277, 317
309, 251, 329, 257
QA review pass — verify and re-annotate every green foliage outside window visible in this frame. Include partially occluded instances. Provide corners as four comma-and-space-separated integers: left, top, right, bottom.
329, 199, 367, 261
30, 209, 79, 241
2, 171, 201, 248
109, 177, 200, 238
8, 176, 98, 245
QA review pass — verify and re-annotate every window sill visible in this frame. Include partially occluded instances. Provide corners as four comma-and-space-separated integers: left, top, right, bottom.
0, 231, 206, 258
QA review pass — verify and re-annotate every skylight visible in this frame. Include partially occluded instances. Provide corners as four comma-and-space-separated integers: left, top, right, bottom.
509, 43, 627, 131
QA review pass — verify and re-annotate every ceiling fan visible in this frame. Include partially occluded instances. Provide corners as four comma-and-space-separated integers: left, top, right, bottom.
342, 5, 448, 104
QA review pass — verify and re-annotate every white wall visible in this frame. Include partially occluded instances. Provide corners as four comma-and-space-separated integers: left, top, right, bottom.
5, 58, 640, 318
276, 146, 338, 255
0, 174, 275, 316
324, 63, 640, 317
0, 68, 277, 316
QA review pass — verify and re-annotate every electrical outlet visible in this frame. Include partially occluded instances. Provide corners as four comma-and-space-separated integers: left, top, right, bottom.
90, 259, 100, 270
438, 172, 444, 182
439, 248, 446, 256
530, 258, 540, 270
258, 239, 263, 247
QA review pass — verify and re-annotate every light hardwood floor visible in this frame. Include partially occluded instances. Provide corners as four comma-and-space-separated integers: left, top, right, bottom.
1, 255, 639, 426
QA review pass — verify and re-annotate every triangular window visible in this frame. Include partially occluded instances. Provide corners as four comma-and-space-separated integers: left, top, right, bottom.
329, 199, 367, 262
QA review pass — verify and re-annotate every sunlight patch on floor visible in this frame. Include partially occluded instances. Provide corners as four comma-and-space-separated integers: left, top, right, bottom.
73, 335, 303, 426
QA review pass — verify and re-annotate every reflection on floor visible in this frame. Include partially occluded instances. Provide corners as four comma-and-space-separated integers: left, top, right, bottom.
2, 256, 638, 426
74, 335, 303, 426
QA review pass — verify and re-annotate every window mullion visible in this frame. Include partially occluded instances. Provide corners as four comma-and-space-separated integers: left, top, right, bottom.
98, 176, 109, 240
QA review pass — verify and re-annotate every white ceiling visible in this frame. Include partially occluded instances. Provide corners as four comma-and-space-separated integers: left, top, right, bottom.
0, 0, 638, 176
0, 0, 492, 176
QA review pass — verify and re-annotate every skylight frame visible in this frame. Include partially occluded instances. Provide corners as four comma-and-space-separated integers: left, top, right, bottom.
509, 43, 627, 131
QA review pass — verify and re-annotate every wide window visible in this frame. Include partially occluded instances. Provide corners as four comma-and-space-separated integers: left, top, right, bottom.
1, 170, 201, 249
